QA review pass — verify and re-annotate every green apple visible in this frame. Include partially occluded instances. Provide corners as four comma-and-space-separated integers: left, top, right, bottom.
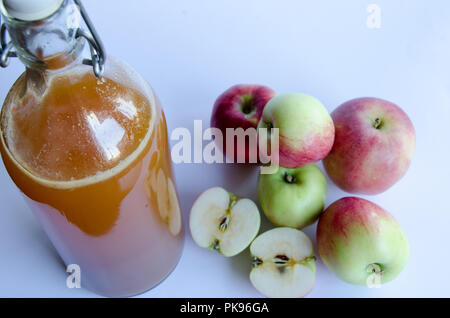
317, 197, 409, 286
257, 164, 327, 229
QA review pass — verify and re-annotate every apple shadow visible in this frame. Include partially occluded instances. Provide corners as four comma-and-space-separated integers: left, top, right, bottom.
229, 247, 252, 283
30, 226, 66, 270
217, 162, 260, 202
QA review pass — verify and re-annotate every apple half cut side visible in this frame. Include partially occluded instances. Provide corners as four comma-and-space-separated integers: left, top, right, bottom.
189, 187, 261, 257
250, 227, 316, 298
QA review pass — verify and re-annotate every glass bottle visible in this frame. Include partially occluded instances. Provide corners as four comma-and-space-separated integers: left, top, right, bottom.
0, 0, 183, 297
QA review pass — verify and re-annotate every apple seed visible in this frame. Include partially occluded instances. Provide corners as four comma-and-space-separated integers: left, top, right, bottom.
219, 216, 230, 232
211, 239, 221, 252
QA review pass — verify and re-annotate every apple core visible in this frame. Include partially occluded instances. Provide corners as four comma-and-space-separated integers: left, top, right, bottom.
241, 95, 255, 115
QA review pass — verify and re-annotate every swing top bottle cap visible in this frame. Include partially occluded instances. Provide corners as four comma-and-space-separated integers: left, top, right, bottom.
2, 0, 64, 21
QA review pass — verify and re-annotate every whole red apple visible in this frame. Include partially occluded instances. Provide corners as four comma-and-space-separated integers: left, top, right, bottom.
323, 97, 415, 195
210, 84, 276, 163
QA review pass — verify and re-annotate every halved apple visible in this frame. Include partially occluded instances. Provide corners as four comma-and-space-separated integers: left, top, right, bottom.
189, 187, 260, 257
250, 227, 316, 298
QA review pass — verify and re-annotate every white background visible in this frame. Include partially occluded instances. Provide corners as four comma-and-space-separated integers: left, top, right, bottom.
0, 0, 449, 297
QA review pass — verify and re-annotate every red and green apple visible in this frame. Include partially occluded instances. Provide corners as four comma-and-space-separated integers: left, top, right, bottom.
210, 84, 276, 164
323, 97, 415, 195
317, 197, 409, 286
257, 93, 335, 168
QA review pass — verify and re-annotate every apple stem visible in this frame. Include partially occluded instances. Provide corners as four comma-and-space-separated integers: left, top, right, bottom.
228, 193, 238, 210
241, 95, 254, 115
373, 118, 383, 129
366, 263, 384, 275
306, 256, 316, 262
252, 257, 263, 268
299, 256, 316, 265
211, 239, 220, 252
284, 174, 296, 184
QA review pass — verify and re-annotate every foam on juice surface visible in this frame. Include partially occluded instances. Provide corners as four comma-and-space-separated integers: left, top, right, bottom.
1, 69, 156, 189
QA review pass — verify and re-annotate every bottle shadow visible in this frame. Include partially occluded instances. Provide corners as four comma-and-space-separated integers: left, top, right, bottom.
12, 206, 67, 270
28, 223, 67, 269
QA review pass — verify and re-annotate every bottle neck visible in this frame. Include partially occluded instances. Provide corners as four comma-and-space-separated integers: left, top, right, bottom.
1, 0, 85, 72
